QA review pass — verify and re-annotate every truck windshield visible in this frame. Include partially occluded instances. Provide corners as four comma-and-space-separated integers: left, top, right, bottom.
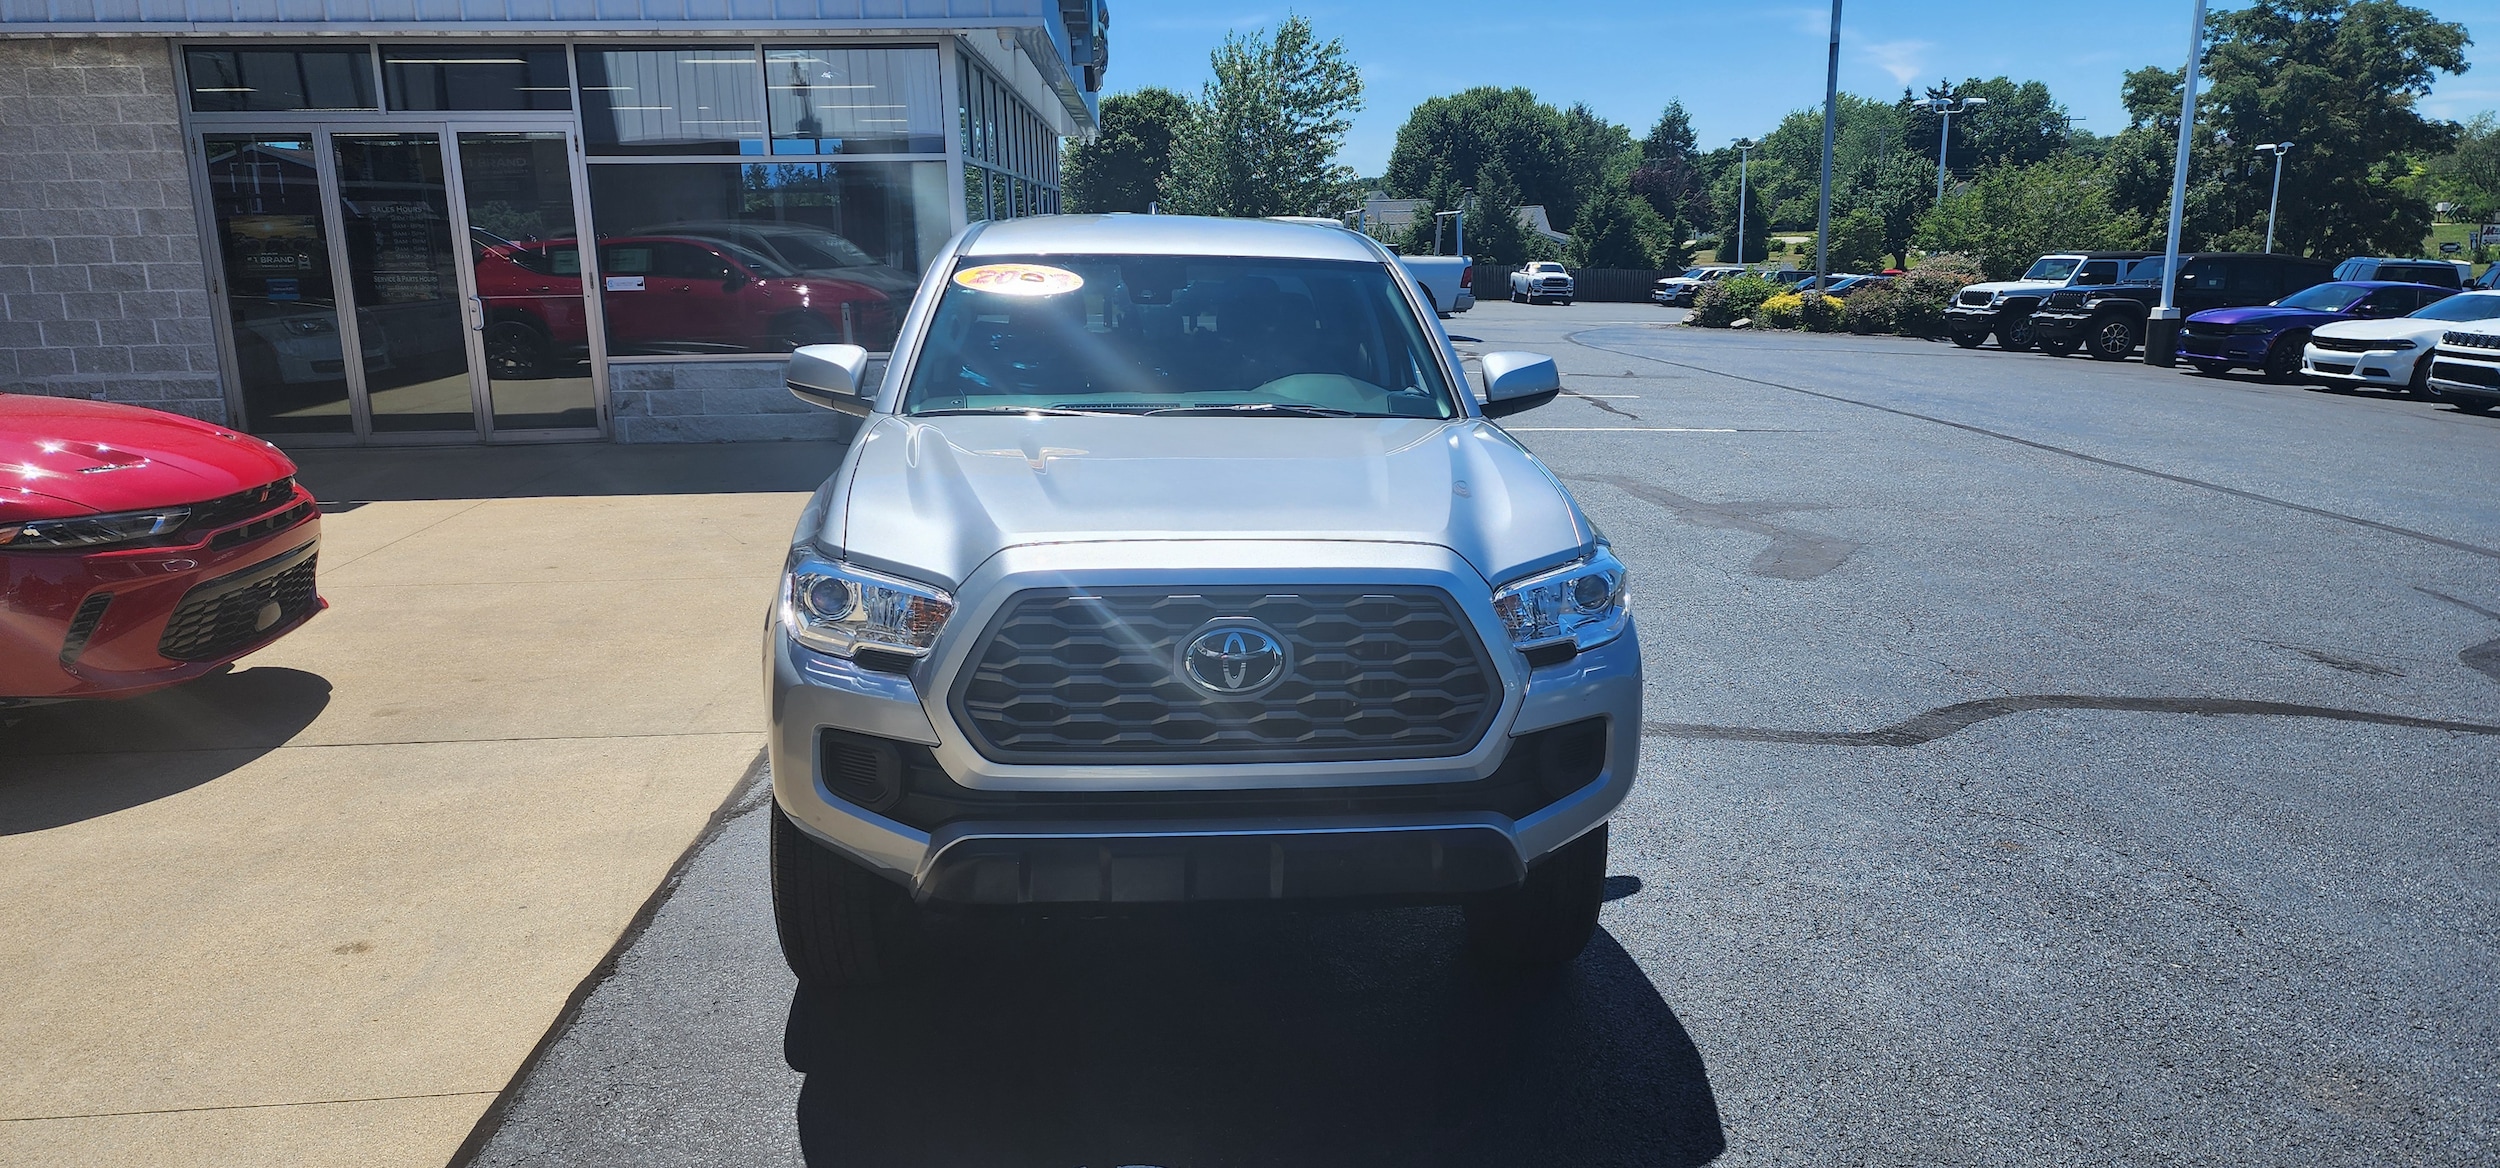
2022, 257, 2082, 281
902, 254, 1459, 419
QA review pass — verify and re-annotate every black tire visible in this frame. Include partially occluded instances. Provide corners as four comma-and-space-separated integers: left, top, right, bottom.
2456, 400, 2497, 415
1511, 287, 1525, 303
2086, 315, 2139, 361
1557, 298, 1573, 306
2402, 356, 2433, 398
1421, 287, 1446, 318
2037, 336, 2078, 358
1996, 315, 2036, 352
484, 319, 549, 381
771, 804, 919, 987
2190, 360, 2232, 377
1950, 331, 1985, 349
1464, 823, 1607, 971
2262, 334, 2305, 382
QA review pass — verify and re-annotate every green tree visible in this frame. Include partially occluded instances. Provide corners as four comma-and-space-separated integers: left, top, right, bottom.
1383, 88, 1577, 223
1901, 77, 2074, 179
1914, 153, 2151, 278
1467, 161, 1536, 266
1558, 102, 1636, 225
1568, 186, 1657, 269
1705, 161, 1771, 263
1063, 87, 1190, 213
2195, 0, 2471, 258
1829, 207, 1888, 271
1161, 16, 1364, 218
2421, 111, 2500, 221
1630, 101, 1712, 253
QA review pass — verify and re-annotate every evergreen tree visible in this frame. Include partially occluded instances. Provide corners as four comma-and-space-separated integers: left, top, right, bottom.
1063, 88, 1189, 213
1161, 16, 1364, 218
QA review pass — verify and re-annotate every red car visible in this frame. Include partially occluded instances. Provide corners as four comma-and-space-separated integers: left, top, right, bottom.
2, 393, 322, 702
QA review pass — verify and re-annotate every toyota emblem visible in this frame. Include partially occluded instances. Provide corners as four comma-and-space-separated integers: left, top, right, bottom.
1179, 620, 1290, 698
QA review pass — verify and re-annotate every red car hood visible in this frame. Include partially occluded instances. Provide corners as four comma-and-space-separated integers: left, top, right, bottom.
0, 394, 296, 521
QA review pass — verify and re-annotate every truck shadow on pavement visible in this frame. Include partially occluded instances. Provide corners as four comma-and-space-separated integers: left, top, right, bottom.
785, 908, 1725, 1167
0, 665, 330, 834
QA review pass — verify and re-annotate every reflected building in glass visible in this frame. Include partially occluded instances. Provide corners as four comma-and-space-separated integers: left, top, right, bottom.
0, 1, 1106, 444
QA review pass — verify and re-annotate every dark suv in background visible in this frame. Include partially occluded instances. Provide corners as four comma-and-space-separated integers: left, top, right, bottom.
2027, 253, 2336, 360
2333, 257, 2465, 289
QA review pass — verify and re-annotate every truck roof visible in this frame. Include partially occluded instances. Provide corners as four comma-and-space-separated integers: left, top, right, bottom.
963, 214, 1385, 263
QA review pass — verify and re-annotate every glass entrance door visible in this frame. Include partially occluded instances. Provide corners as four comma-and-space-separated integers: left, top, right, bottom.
202, 121, 604, 443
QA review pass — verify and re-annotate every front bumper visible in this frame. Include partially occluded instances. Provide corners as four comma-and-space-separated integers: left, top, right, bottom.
2429, 352, 2500, 404
1942, 304, 2001, 337
2176, 333, 2267, 366
2027, 310, 2095, 342
2301, 344, 2416, 386
767, 541, 1643, 906
1, 486, 322, 700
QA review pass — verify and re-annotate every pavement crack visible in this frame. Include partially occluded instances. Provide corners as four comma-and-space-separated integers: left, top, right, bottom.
1572, 473, 1859, 580
2257, 640, 2407, 679
1566, 329, 2500, 564
2, 1089, 499, 1123
1641, 695, 2500, 748
2417, 585, 2500, 622
1562, 388, 1642, 419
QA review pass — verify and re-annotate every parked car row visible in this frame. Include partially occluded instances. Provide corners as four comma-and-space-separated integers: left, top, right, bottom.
1942, 248, 2500, 412
1647, 266, 1888, 307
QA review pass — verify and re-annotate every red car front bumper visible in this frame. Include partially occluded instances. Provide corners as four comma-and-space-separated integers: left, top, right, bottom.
2, 483, 324, 701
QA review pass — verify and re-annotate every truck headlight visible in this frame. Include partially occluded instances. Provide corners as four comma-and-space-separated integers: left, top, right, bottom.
0, 507, 190, 550
1492, 546, 1628, 654
780, 550, 953, 659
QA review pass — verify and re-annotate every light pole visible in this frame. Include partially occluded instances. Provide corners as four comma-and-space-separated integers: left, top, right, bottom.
1813, 0, 1842, 293
2147, 0, 2209, 369
2256, 141, 2293, 253
1733, 137, 1757, 268
1917, 95, 1990, 203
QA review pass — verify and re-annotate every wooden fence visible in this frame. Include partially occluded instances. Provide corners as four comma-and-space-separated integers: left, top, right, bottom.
1469, 265, 1677, 303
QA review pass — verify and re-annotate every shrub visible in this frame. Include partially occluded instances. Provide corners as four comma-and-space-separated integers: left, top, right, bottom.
1843, 284, 1902, 334
1756, 291, 1805, 328
1798, 292, 1846, 333
1884, 254, 1981, 337
1690, 273, 1782, 327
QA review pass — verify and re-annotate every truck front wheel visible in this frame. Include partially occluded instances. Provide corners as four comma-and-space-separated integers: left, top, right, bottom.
2087, 316, 2140, 361
1996, 314, 2036, 352
771, 804, 919, 987
1464, 823, 1607, 970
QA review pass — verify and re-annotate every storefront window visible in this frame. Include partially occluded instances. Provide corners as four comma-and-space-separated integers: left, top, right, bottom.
187, 47, 377, 113
201, 134, 353, 434
383, 47, 572, 112
579, 47, 766, 157
765, 47, 943, 155
584, 160, 947, 354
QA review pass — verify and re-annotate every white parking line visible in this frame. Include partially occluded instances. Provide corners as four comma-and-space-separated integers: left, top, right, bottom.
1507, 426, 1742, 432
1570, 394, 1643, 398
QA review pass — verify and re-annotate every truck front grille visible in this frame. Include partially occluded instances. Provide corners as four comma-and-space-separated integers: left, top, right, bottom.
1958, 290, 1992, 307
952, 586, 1499, 764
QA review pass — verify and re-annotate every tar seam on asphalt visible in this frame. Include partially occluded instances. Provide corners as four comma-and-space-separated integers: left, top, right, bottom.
1566, 330, 2500, 564
1642, 695, 2500, 748
441, 751, 776, 1168
1571, 473, 1859, 580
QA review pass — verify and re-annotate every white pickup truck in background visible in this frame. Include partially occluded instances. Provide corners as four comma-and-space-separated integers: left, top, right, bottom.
1398, 255, 1475, 317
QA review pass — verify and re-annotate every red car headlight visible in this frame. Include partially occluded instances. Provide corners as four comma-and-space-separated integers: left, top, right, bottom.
0, 506, 190, 550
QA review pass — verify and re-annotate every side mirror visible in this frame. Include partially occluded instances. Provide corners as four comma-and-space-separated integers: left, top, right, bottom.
1478, 350, 1562, 419
787, 343, 873, 417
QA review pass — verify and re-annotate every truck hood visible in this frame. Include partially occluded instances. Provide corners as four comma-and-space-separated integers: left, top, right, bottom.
0, 393, 296, 520
1960, 278, 2065, 297
822, 415, 1594, 590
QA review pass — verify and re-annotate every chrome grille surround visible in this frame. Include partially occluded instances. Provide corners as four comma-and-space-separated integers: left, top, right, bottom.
952, 585, 1498, 765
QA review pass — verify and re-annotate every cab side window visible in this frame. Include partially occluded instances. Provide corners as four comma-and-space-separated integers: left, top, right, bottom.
2076, 261, 2117, 286
2178, 258, 2227, 290
2362, 287, 2416, 316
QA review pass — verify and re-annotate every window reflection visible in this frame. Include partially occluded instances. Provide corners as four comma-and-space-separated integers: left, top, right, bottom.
384, 47, 572, 112
580, 47, 766, 157
201, 135, 354, 433
765, 47, 942, 155
187, 48, 377, 113
585, 161, 947, 354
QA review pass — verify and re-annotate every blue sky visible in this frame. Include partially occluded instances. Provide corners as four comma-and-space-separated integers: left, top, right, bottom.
1108, 0, 2500, 178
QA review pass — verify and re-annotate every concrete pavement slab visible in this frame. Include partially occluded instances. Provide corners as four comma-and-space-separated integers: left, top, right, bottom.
1, 442, 832, 1167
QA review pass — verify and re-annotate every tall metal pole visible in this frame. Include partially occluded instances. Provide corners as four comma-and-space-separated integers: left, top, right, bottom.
1935, 107, 1952, 203
2263, 145, 2289, 253
1814, 0, 1842, 293
2147, 0, 2208, 369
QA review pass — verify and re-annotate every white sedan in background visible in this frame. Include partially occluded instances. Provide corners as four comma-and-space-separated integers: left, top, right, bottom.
2303, 289, 2500, 395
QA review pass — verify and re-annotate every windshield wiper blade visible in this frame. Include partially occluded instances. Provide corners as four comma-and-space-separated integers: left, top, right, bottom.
914, 406, 1132, 417
1143, 402, 1361, 417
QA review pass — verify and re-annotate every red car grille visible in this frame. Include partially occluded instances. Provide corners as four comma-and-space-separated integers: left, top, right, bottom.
209, 500, 316, 551
158, 551, 319, 662
185, 477, 297, 535
59, 593, 113, 665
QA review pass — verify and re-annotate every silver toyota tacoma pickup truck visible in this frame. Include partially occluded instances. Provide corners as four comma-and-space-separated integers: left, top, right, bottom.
765, 214, 1640, 984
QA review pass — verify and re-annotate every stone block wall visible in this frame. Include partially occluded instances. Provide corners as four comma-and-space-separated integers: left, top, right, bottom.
0, 38, 226, 422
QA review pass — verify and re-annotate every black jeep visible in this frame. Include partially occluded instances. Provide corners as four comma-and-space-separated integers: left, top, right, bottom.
2027, 253, 2335, 360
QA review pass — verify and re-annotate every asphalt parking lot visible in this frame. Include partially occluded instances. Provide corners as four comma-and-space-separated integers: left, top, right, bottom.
458, 300, 2500, 1167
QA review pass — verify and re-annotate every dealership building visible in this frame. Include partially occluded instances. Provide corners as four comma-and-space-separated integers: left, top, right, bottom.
0, 1, 1105, 442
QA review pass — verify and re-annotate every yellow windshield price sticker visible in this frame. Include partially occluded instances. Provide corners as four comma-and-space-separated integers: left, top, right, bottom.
953, 263, 1084, 297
